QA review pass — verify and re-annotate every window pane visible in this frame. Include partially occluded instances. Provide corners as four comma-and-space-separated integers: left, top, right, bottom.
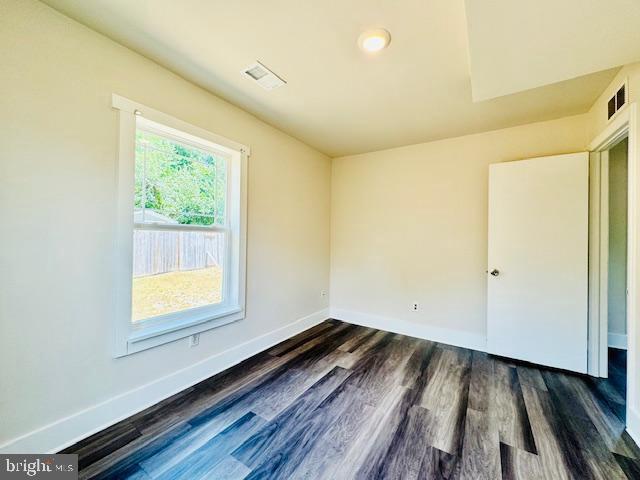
134, 129, 227, 226
132, 229, 225, 322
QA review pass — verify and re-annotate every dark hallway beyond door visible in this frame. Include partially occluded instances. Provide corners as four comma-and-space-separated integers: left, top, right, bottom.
607, 347, 627, 422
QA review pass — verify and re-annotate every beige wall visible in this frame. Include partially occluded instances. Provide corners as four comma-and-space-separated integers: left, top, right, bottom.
331, 115, 590, 341
608, 138, 628, 338
0, 0, 330, 446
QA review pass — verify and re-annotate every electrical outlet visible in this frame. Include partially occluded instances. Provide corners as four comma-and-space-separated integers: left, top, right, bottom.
320, 290, 327, 298
411, 302, 419, 312
189, 333, 200, 348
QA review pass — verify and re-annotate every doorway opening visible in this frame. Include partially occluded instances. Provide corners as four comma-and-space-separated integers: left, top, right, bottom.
607, 136, 629, 421
589, 131, 630, 424
587, 102, 638, 440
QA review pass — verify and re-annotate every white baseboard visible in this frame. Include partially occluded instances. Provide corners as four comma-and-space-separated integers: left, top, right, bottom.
0, 308, 329, 454
330, 308, 487, 352
608, 332, 628, 350
627, 407, 640, 448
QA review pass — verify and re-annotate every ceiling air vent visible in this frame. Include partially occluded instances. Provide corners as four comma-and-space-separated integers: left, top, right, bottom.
607, 81, 627, 120
242, 61, 286, 90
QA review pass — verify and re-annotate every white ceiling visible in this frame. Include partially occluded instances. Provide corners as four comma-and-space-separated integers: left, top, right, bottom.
43, 0, 623, 157
465, 0, 640, 101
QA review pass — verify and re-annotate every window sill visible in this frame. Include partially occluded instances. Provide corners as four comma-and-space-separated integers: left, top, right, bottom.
117, 305, 244, 357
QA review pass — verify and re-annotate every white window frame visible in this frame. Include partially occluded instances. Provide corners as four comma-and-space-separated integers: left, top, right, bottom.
112, 94, 249, 357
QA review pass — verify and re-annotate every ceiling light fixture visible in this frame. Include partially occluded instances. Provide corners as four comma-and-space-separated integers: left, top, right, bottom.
358, 28, 391, 53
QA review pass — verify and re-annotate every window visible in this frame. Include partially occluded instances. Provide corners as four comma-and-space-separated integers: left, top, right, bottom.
132, 125, 228, 322
113, 95, 248, 356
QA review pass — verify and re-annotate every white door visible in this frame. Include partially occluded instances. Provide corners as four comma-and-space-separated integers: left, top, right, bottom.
487, 152, 589, 373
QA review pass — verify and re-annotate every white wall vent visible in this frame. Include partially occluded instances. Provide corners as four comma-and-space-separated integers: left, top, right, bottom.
242, 61, 286, 90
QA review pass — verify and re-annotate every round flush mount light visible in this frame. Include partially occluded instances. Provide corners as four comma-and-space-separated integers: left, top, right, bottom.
358, 28, 391, 53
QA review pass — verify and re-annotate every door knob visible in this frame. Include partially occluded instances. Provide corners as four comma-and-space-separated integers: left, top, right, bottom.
490, 269, 500, 277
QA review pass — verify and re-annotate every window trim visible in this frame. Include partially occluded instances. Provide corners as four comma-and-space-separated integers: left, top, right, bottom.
112, 94, 249, 357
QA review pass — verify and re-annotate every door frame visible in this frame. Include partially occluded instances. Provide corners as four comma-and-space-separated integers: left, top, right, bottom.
588, 102, 638, 436
588, 149, 610, 377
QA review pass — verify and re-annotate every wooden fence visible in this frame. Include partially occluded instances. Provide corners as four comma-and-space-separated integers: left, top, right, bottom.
133, 230, 224, 277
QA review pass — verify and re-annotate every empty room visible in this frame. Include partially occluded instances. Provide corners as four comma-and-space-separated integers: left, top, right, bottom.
3, 0, 640, 479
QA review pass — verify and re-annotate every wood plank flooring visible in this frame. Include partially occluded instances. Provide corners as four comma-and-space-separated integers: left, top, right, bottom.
61, 320, 640, 479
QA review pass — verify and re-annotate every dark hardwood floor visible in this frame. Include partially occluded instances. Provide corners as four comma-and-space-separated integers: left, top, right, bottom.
62, 320, 640, 479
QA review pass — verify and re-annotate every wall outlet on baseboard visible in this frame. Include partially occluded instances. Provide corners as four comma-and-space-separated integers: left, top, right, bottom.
189, 333, 200, 348
411, 302, 419, 312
